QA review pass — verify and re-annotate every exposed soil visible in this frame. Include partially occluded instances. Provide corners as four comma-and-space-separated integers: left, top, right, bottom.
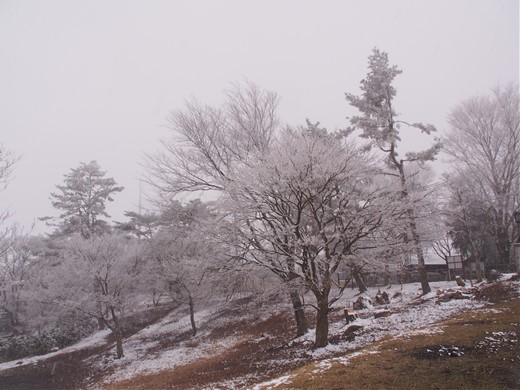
0, 280, 518, 389
0, 304, 178, 390
106, 311, 310, 389
0, 343, 110, 390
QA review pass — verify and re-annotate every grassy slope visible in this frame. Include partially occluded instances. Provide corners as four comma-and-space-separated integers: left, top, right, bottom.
272, 298, 520, 390
1, 281, 518, 389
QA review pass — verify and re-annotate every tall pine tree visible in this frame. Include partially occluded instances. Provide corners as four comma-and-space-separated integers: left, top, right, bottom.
346, 48, 441, 294
42, 161, 124, 239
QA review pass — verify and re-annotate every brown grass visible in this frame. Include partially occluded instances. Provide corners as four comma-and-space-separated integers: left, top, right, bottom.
2, 281, 518, 389
276, 298, 520, 390
104, 312, 299, 390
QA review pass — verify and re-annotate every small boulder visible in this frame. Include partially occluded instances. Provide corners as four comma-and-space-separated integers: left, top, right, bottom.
375, 291, 390, 305
374, 310, 392, 319
455, 276, 466, 287
343, 324, 364, 341
353, 296, 372, 310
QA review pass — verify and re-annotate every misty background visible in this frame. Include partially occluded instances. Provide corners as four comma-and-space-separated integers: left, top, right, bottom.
0, 0, 518, 234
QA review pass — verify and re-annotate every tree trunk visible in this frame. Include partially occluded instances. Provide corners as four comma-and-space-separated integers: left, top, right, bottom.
496, 225, 511, 271
413, 252, 430, 293
285, 262, 308, 336
188, 293, 197, 336
474, 252, 483, 281
115, 330, 124, 359
398, 164, 431, 295
289, 289, 308, 337
95, 296, 105, 330
110, 307, 124, 359
314, 297, 329, 348
97, 316, 105, 330
353, 268, 367, 293
384, 265, 391, 286
408, 205, 431, 295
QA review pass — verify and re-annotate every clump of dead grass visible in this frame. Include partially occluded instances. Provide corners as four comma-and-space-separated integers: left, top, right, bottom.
477, 280, 520, 303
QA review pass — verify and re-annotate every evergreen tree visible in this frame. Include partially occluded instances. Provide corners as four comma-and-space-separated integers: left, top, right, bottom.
346, 48, 441, 294
42, 161, 123, 239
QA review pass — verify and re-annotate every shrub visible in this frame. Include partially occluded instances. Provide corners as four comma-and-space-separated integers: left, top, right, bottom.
0, 312, 97, 361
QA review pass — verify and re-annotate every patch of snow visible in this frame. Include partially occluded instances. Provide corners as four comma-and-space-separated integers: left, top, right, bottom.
106, 336, 240, 383
404, 326, 444, 337
4, 278, 498, 389
94, 308, 244, 385
251, 374, 294, 389
243, 280, 486, 388
480, 308, 503, 314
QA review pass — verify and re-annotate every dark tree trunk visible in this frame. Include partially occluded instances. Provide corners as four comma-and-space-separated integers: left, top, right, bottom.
397, 163, 431, 295
314, 297, 329, 348
353, 268, 367, 293
114, 330, 124, 359
289, 289, 308, 337
496, 225, 511, 271
188, 293, 197, 336
95, 298, 105, 330
97, 316, 105, 330
285, 260, 308, 337
474, 252, 483, 281
109, 307, 124, 359
410, 217, 431, 294
384, 265, 391, 286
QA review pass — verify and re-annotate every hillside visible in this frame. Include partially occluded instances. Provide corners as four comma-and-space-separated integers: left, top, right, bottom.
0, 277, 518, 389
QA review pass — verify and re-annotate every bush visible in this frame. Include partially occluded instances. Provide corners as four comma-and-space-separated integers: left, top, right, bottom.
0, 334, 56, 360
48, 313, 97, 349
0, 312, 97, 362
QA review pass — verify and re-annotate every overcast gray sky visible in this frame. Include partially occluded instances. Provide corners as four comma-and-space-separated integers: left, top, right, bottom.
0, 0, 518, 234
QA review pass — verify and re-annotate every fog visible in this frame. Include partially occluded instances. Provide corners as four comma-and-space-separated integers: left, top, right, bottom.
0, 0, 518, 234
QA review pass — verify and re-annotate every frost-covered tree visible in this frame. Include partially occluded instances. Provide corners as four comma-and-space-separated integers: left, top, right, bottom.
0, 231, 41, 327
150, 230, 208, 336
444, 84, 520, 271
147, 200, 220, 336
443, 172, 497, 280
428, 206, 456, 268
0, 144, 19, 256
42, 161, 124, 239
345, 48, 441, 294
4, 237, 77, 336
114, 210, 159, 239
48, 234, 145, 358
145, 81, 278, 196
0, 144, 17, 193
145, 83, 313, 337
225, 128, 400, 347
222, 217, 309, 336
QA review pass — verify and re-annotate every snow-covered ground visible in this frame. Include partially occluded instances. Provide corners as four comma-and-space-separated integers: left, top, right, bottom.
85, 307, 243, 385
2, 278, 517, 389
250, 280, 504, 389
